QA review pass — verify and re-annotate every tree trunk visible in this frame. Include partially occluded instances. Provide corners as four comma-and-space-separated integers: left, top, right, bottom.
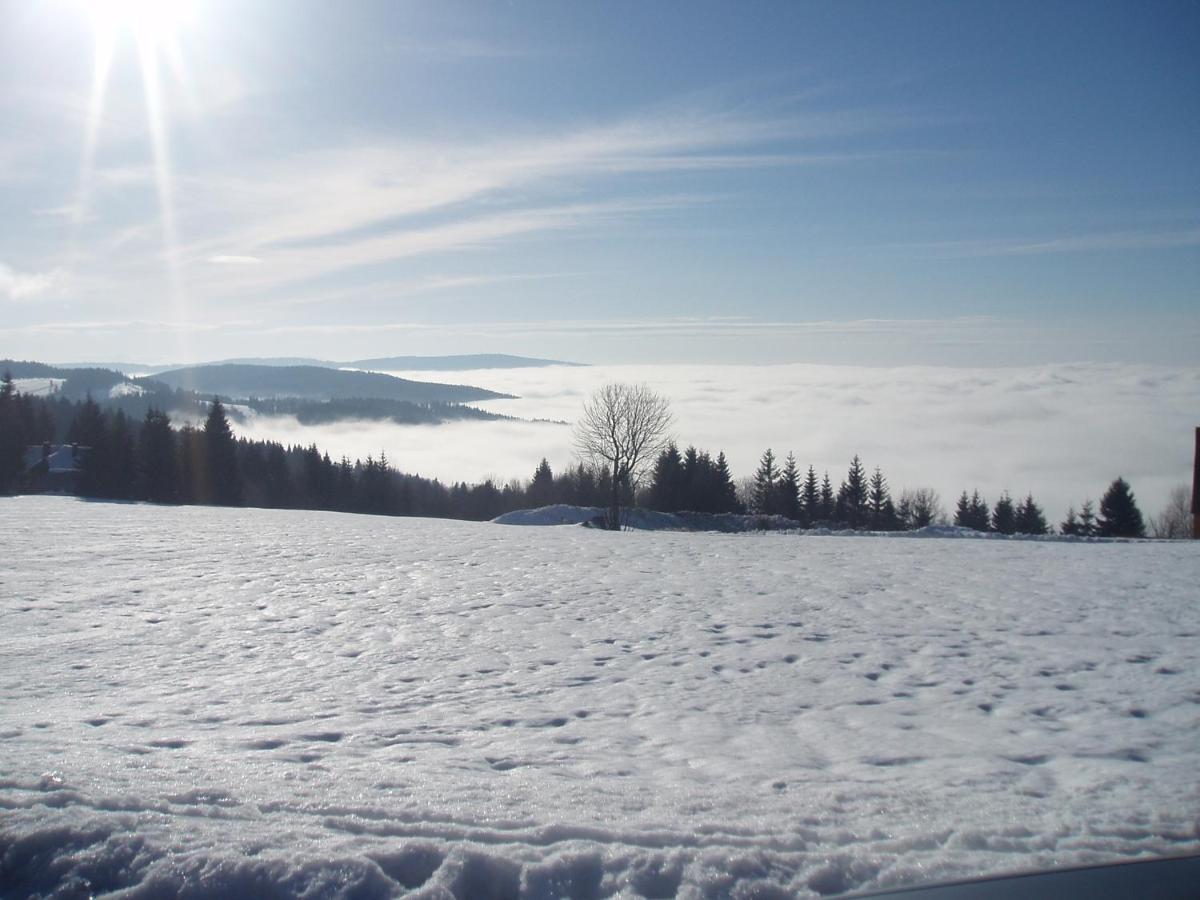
608, 462, 621, 530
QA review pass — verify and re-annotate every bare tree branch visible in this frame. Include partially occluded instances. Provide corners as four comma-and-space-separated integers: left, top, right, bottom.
573, 382, 673, 530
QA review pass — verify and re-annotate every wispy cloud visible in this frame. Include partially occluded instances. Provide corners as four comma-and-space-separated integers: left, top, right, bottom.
893, 227, 1200, 259
165, 102, 905, 298
0, 262, 62, 300
208, 255, 262, 265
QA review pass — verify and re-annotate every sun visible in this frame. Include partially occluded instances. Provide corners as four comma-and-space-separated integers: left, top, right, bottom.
83, 0, 196, 48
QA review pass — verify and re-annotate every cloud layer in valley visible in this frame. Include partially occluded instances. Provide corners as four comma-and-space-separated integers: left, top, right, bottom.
231, 362, 1199, 526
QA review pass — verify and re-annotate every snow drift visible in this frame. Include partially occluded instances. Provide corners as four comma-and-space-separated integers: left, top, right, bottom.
3, 496, 1198, 898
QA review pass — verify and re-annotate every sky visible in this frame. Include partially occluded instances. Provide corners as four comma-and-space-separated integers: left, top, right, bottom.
1, 0, 1198, 365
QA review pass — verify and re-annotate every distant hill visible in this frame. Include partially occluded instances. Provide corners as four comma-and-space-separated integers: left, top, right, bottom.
347, 354, 584, 371
40, 354, 585, 373
146, 364, 513, 403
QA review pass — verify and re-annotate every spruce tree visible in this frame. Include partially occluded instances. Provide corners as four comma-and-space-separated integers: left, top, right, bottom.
1098, 477, 1145, 538
1078, 499, 1097, 537
1060, 506, 1079, 537
752, 449, 780, 515
991, 492, 1016, 534
819, 471, 835, 522
868, 467, 896, 530
779, 452, 801, 520
714, 452, 740, 513
801, 465, 819, 527
529, 457, 555, 508
0, 372, 26, 494
956, 489, 991, 531
649, 444, 685, 511
969, 490, 990, 531
836, 455, 869, 528
204, 398, 242, 506
139, 408, 177, 503
954, 491, 972, 528
1014, 493, 1048, 535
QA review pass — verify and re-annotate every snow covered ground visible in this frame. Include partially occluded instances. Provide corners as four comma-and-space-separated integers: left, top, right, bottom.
3, 496, 1198, 898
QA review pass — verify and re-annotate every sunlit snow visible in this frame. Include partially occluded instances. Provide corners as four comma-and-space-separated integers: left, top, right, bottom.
3, 496, 1198, 897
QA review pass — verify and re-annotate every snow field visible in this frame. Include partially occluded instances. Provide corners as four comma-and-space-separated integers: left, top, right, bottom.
2, 496, 1198, 898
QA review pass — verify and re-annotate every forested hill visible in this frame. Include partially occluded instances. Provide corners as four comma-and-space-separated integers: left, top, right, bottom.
148, 364, 513, 403
347, 354, 583, 370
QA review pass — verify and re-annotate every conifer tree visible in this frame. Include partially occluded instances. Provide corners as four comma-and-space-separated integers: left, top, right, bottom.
991, 492, 1016, 534
836, 455, 869, 528
204, 398, 242, 506
752, 449, 780, 515
649, 443, 685, 511
1014, 493, 1048, 535
1060, 506, 1079, 536
954, 491, 972, 528
819, 471, 835, 522
264, 442, 292, 508
0, 371, 26, 494
955, 489, 990, 531
139, 408, 177, 503
801, 465, 819, 526
529, 457, 555, 508
714, 451, 740, 514
1078, 499, 1097, 537
868, 467, 897, 530
779, 452, 801, 520
105, 410, 137, 499
1098, 477, 1145, 538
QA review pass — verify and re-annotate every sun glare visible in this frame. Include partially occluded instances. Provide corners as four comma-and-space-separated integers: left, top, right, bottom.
84, 0, 195, 47
76, 0, 197, 360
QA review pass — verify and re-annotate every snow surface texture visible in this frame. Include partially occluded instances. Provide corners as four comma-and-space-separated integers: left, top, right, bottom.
3, 496, 1199, 899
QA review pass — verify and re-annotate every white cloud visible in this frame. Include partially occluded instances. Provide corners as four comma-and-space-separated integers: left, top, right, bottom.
208, 255, 262, 264
0, 262, 61, 300
231, 361, 1200, 527
893, 227, 1200, 258
168, 102, 901, 296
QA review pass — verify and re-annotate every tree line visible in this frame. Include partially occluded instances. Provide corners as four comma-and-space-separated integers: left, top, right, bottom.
0, 373, 1159, 537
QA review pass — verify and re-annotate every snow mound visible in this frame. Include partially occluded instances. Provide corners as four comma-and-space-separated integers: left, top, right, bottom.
494, 505, 799, 532
493, 504, 603, 526
4, 496, 1199, 898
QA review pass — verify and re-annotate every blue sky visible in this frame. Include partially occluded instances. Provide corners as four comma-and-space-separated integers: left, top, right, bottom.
1, 0, 1197, 363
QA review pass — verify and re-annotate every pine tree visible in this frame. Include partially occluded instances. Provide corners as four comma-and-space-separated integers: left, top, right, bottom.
1098, 477, 1145, 537
991, 492, 1016, 534
801, 465, 819, 527
752, 449, 780, 515
836, 455, 869, 528
779, 453, 801, 521
1060, 506, 1079, 537
1014, 493, 1048, 535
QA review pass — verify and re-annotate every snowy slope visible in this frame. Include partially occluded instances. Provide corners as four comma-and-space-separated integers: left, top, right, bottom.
2, 496, 1198, 898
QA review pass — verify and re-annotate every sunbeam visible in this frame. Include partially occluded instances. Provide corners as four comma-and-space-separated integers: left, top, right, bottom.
75, 0, 197, 361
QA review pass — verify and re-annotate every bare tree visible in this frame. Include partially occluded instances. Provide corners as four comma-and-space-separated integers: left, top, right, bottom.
1150, 484, 1191, 539
573, 383, 673, 530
